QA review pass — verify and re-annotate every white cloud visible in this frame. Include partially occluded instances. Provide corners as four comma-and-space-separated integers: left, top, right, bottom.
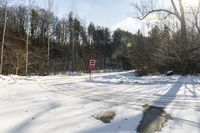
111, 17, 149, 35
111, 14, 165, 35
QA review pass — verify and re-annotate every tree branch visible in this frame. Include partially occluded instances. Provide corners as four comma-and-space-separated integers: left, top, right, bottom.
171, 0, 180, 18
136, 9, 180, 20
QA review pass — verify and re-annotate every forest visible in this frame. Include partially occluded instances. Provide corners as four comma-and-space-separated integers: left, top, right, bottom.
1, 0, 200, 75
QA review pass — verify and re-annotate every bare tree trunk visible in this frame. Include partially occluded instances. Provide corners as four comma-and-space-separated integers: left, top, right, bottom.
47, 36, 50, 71
178, 0, 188, 73
0, 0, 8, 74
178, 0, 187, 45
25, 0, 31, 75
47, 0, 53, 73
16, 67, 19, 75
193, 1, 200, 33
72, 0, 75, 72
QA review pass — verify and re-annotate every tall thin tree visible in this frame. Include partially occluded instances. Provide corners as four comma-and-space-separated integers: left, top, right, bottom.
47, 0, 53, 73
72, 0, 75, 72
25, 0, 31, 75
0, 0, 8, 74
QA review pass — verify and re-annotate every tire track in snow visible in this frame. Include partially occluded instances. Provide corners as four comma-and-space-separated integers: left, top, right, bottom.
40, 80, 200, 111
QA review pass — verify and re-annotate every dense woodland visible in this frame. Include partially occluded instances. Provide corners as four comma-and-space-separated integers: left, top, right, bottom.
0, 4, 133, 75
1, 0, 200, 76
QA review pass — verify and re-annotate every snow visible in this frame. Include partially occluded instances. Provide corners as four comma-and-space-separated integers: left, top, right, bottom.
1, 71, 200, 133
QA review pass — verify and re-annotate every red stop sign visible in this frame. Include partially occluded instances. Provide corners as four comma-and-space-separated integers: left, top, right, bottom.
89, 59, 96, 70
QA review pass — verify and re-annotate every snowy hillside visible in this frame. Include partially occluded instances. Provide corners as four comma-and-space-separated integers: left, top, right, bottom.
1, 71, 200, 133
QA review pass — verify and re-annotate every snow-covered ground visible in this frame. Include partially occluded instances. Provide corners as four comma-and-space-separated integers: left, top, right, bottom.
1, 71, 200, 133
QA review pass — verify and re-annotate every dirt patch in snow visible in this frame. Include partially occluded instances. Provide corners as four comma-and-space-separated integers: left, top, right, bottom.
137, 104, 171, 133
94, 111, 116, 123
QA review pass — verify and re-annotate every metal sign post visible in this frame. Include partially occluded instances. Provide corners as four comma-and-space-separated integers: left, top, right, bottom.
90, 69, 92, 79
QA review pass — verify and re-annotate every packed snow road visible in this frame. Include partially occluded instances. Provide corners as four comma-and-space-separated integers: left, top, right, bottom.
1, 71, 200, 133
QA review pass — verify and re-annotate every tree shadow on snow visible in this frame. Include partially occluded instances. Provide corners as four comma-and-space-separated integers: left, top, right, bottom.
9, 102, 60, 133
81, 76, 185, 133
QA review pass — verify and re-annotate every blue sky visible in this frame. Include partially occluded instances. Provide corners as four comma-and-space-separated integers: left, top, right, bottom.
12, 0, 199, 34
14, 0, 134, 28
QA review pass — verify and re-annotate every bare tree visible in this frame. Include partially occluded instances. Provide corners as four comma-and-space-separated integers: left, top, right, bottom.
0, 0, 8, 74
72, 0, 75, 72
47, 0, 53, 72
132, 0, 187, 45
190, 1, 200, 34
10, 49, 25, 75
132, 0, 189, 73
25, 0, 32, 75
